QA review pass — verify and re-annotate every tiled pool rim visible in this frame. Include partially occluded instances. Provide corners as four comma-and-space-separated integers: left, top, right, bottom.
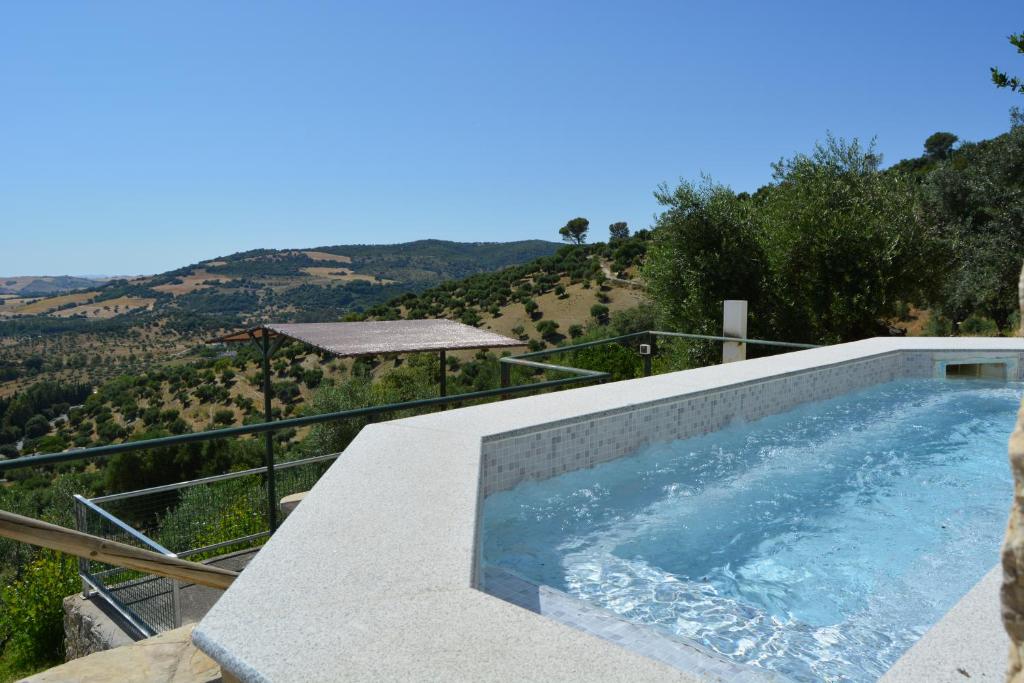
192, 338, 1024, 682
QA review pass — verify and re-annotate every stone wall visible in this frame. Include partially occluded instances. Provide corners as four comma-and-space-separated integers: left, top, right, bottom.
63, 593, 135, 660
25, 624, 221, 683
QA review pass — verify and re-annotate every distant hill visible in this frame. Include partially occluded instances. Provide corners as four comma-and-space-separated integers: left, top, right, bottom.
0, 275, 110, 296
0, 239, 562, 324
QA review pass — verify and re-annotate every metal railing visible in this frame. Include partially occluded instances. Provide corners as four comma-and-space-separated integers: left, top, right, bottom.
74, 495, 181, 637
73, 453, 337, 636
2, 329, 819, 636
499, 330, 817, 385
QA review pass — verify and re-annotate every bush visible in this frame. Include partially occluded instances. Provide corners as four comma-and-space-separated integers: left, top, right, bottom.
0, 551, 79, 671
535, 320, 560, 341
302, 368, 323, 389
23, 415, 51, 440
157, 478, 267, 559
959, 314, 1000, 337
273, 381, 301, 404
923, 313, 954, 337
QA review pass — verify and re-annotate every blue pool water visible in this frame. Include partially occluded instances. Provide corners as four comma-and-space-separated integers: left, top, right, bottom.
482, 379, 1020, 682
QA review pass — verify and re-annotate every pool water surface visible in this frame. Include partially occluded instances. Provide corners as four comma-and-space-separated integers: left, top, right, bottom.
482, 379, 1020, 681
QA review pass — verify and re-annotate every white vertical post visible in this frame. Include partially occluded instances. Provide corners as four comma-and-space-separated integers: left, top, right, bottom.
722, 300, 748, 363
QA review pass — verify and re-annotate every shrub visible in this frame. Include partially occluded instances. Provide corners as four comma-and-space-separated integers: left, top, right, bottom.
959, 314, 1000, 337
922, 313, 954, 337
535, 320, 560, 341
302, 368, 323, 389
0, 551, 79, 671
23, 415, 51, 439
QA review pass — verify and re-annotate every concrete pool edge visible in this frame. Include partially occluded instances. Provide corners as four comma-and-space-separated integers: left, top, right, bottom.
881, 565, 1007, 682
192, 337, 1024, 681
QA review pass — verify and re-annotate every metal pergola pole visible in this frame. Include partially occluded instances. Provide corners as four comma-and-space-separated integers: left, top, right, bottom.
259, 332, 279, 533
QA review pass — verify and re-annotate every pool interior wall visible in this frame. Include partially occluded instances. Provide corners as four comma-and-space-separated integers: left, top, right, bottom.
479, 350, 1024, 497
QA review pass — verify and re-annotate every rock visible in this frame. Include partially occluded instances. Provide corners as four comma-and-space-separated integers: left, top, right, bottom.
1002, 261, 1024, 682
22, 624, 221, 683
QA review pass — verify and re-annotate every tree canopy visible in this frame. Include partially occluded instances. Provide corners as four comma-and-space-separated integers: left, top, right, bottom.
645, 136, 942, 349
559, 217, 590, 245
992, 31, 1024, 95
608, 221, 630, 242
924, 132, 958, 160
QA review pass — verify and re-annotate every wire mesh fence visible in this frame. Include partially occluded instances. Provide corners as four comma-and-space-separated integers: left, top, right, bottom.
74, 452, 338, 634
74, 495, 179, 636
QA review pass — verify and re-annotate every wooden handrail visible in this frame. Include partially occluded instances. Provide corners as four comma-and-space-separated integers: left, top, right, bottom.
0, 509, 238, 590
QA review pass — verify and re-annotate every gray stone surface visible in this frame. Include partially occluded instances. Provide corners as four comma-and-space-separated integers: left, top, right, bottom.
24, 624, 221, 683
192, 338, 1024, 682
882, 565, 1008, 682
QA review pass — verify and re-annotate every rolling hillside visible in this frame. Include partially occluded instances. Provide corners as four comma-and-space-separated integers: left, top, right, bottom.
0, 237, 650, 449
0, 275, 110, 296
0, 240, 559, 323
0, 239, 565, 397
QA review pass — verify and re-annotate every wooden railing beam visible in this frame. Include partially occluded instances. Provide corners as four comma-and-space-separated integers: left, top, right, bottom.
0, 509, 237, 591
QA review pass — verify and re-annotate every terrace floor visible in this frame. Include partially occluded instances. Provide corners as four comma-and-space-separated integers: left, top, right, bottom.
176, 549, 258, 625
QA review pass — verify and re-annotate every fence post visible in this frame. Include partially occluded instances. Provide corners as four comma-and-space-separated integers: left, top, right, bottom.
73, 496, 91, 598
499, 360, 510, 400
439, 349, 447, 397
641, 332, 653, 377
722, 300, 748, 363
171, 573, 182, 628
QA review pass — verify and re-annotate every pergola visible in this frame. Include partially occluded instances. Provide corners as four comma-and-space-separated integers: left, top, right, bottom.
208, 319, 523, 529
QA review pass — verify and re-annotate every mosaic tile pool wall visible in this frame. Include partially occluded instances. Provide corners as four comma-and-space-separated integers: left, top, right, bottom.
478, 350, 1024, 497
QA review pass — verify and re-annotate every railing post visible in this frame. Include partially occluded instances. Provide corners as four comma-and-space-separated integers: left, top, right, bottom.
499, 360, 510, 400
722, 300, 748, 363
73, 495, 91, 598
170, 572, 182, 628
439, 349, 447, 397
641, 332, 654, 377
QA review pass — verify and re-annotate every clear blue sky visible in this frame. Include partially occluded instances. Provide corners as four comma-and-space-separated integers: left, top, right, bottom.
1, 1, 1020, 276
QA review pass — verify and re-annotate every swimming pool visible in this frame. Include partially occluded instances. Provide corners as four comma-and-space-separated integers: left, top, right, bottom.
482, 378, 1020, 681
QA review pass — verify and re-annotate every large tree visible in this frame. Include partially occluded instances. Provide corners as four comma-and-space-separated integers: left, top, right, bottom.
559, 217, 589, 245
644, 137, 940, 347
758, 136, 938, 343
924, 132, 958, 160
643, 178, 767, 364
919, 125, 1024, 326
608, 221, 630, 242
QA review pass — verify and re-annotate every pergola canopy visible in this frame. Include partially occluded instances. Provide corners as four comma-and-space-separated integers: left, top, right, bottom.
209, 320, 524, 358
